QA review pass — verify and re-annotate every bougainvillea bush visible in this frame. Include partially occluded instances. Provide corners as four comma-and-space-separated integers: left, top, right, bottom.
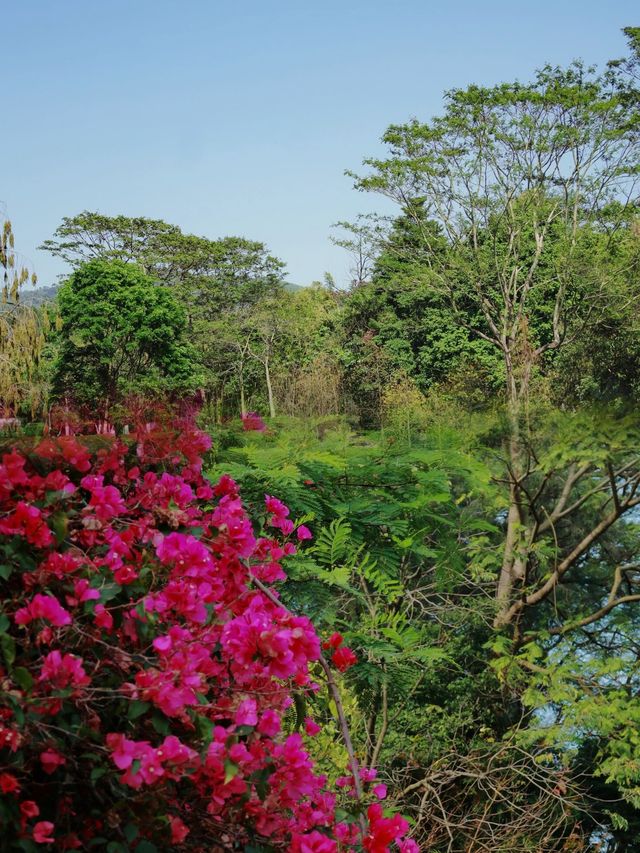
0, 416, 417, 851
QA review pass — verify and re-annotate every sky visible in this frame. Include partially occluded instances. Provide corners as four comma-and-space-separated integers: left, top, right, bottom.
2, 0, 638, 289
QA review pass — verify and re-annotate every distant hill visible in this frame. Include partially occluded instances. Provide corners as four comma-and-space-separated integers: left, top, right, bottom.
19, 285, 59, 307
15, 282, 302, 306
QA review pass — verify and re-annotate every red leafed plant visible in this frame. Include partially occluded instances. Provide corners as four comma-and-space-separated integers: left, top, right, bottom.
0, 413, 417, 851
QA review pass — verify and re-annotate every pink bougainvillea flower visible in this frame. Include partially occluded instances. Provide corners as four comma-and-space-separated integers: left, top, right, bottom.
93, 603, 113, 631
33, 821, 56, 844
332, 646, 357, 672
257, 708, 281, 737
398, 840, 420, 853
296, 524, 313, 541
56, 436, 91, 472
235, 697, 258, 727
15, 594, 72, 628
304, 717, 321, 736
80, 474, 127, 522
0, 771, 20, 794
291, 830, 338, 852
105, 733, 138, 771
0, 502, 54, 548
241, 412, 267, 432
20, 800, 40, 818
363, 803, 411, 852
40, 749, 67, 775
39, 552, 82, 580
66, 578, 100, 606
322, 632, 343, 651
372, 783, 387, 799
169, 815, 190, 843
0, 450, 30, 497
38, 651, 90, 690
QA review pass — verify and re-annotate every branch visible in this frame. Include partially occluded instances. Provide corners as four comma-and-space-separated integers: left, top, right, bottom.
536, 463, 591, 534
550, 593, 640, 636
247, 571, 364, 806
502, 496, 640, 623
369, 681, 388, 771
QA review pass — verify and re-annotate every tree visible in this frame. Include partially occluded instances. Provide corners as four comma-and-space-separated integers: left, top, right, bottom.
51, 259, 202, 411
271, 284, 344, 418
0, 218, 50, 417
338, 207, 503, 423
41, 213, 288, 416
40, 211, 286, 318
341, 35, 640, 843
331, 214, 387, 286
351, 46, 640, 629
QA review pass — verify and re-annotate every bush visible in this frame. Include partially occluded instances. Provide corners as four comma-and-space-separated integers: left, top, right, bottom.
0, 416, 415, 851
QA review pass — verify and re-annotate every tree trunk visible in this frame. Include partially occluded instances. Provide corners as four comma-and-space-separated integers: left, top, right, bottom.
494, 364, 528, 627
239, 367, 246, 417
265, 357, 276, 418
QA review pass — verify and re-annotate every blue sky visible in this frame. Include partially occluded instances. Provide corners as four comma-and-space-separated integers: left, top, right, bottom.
2, 1, 638, 288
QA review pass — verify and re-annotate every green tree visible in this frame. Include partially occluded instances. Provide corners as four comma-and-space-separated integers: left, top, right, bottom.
337, 207, 503, 422
351, 46, 640, 627
0, 218, 51, 417
40, 211, 286, 317
41, 212, 287, 414
341, 33, 640, 846
52, 259, 202, 410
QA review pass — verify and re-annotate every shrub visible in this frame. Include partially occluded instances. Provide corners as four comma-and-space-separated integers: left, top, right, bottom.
0, 417, 415, 851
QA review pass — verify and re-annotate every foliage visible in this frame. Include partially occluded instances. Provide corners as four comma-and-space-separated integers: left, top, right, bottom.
11, 25, 640, 851
0, 220, 52, 417
39, 211, 285, 313
337, 209, 502, 418
205, 412, 640, 849
51, 260, 203, 409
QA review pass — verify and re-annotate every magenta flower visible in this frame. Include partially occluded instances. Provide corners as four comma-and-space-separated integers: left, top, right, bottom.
241, 412, 267, 432
15, 594, 72, 628
332, 647, 358, 672
33, 821, 55, 844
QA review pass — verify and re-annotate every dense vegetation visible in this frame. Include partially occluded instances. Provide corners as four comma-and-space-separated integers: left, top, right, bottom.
2, 24, 640, 852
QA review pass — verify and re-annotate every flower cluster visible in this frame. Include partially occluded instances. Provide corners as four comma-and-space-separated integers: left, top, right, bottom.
0, 417, 416, 850
241, 412, 267, 432
322, 632, 358, 673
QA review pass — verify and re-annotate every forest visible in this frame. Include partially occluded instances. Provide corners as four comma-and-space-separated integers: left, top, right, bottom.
1, 24, 640, 853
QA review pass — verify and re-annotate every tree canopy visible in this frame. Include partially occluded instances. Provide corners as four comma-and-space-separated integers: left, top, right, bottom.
52, 259, 202, 409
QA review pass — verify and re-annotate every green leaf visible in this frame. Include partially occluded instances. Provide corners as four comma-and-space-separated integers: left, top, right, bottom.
135, 842, 159, 853
49, 510, 69, 544
224, 758, 240, 784
0, 563, 13, 580
99, 583, 122, 603
12, 666, 33, 691
151, 713, 170, 736
127, 700, 150, 720
123, 823, 139, 843
195, 715, 214, 743
1, 633, 16, 666
90, 767, 108, 782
